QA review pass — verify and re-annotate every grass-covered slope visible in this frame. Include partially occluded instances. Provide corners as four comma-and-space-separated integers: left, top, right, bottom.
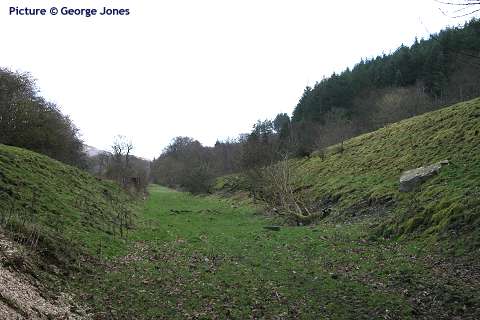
216, 98, 480, 251
293, 98, 480, 249
0, 144, 136, 266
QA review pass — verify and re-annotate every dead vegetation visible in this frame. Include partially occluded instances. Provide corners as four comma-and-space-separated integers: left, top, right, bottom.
257, 155, 328, 225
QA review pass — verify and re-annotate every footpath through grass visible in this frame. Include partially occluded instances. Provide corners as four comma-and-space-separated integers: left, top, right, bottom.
75, 185, 479, 319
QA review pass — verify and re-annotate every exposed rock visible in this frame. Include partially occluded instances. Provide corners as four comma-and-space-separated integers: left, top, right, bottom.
0, 231, 91, 320
399, 160, 449, 192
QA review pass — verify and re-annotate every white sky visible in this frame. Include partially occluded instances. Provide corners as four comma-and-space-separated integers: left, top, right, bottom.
0, 0, 475, 159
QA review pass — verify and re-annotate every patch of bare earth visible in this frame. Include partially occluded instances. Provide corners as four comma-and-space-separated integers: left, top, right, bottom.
0, 230, 91, 320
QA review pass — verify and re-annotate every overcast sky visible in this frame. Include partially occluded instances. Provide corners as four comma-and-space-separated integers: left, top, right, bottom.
0, 0, 475, 159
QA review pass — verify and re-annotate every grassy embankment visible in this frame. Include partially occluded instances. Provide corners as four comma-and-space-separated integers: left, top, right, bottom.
217, 97, 480, 253
0, 144, 136, 267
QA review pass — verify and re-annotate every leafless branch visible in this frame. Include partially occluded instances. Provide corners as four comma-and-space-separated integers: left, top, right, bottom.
435, 0, 480, 6
435, 0, 480, 17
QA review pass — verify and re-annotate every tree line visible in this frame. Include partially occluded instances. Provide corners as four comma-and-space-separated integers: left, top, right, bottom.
285, 18, 480, 155
150, 137, 242, 193
0, 68, 86, 167
152, 18, 480, 195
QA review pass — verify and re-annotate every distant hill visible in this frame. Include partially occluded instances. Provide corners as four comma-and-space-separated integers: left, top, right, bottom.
83, 144, 109, 157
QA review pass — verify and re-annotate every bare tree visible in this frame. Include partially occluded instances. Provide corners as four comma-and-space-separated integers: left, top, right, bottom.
112, 135, 133, 167
259, 154, 323, 225
436, 0, 480, 18
109, 135, 134, 185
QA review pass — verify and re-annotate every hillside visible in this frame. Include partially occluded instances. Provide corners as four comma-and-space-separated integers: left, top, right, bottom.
0, 144, 137, 318
293, 98, 480, 249
0, 144, 138, 262
216, 97, 480, 252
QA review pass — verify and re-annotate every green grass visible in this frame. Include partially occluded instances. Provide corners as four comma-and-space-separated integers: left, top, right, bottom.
215, 98, 480, 252
74, 185, 479, 319
0, 144, 137, 265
